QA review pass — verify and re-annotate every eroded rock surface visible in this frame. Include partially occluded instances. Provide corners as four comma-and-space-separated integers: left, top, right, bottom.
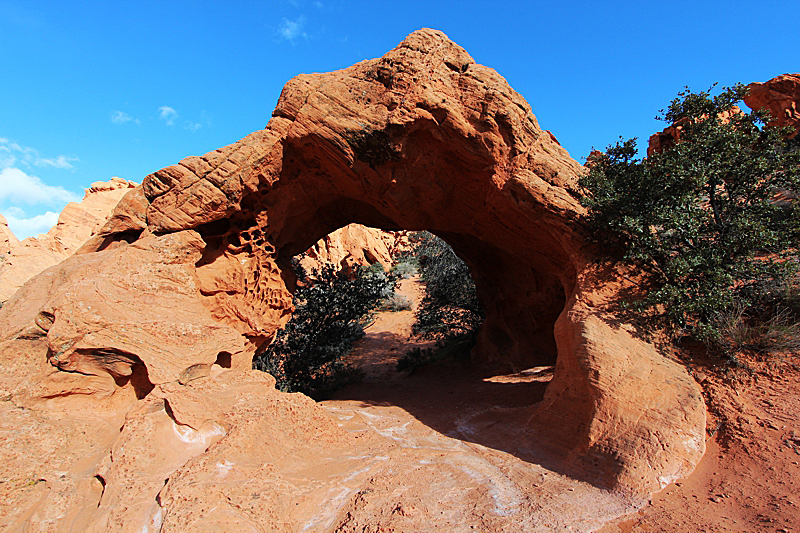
0, 29, 705, 531
0, 177, 137, 303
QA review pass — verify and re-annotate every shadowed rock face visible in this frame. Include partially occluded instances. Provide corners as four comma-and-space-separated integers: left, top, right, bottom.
0, 29, 706, 531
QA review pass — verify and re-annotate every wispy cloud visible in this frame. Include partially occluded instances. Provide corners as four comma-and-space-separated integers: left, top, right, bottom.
0, 139, 82, 239
158, 106, 179, 126
0, 138, 79, 169
0, 167, 80, 206
2, 207, 60, 240
278, 15, 307, 42
111, 110, 140, 125
36, 155, 79, 169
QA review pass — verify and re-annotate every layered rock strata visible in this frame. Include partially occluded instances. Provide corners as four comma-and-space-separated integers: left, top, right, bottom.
0, 29, 706, 531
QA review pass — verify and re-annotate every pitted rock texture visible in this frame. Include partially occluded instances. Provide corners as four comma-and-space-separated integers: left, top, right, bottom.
746, 73, 800, 138
0, 29, 705, 531
0, 177, 137, 303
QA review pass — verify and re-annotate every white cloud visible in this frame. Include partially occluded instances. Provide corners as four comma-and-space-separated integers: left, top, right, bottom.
111, 110, 140, 125
158, 106, 178, 126
3, 208, 60, 240
186, 122, 202, 132
278, 16, 307, 41
0, 151, 15, 168
0, 138, 78, 169
0, 167, 80, 206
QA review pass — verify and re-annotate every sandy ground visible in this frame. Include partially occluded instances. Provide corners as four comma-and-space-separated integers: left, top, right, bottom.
326, 277, 800, 532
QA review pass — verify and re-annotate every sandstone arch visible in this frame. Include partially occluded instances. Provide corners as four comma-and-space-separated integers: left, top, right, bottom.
0, 29, 705, 530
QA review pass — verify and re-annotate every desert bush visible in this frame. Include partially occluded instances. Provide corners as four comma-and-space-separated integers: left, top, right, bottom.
381, 293, 412, 312
396, 346, 433, 372
706, 299, 800, 358
391, 257, 418, 279
410, 231, 484, 338
581, 83, 800, 346
253, 261, 394, 399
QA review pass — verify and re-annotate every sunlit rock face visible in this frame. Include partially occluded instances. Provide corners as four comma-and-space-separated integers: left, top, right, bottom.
299, 223, 410, 274
0, 29, 706, 532
746, 73, 800, 138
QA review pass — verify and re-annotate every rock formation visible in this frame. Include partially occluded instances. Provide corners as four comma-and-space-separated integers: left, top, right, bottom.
300, 223, 409, 273
0, 30, 706, 531
647, 106, 743, 157
0, 177, 137, 303
647, 74, 800, 156
746, 73, 800, 138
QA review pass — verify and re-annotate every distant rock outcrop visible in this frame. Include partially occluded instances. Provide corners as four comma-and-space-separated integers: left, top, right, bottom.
0, 30, 706, 532
300, 224, 409, 273
746, 73, 800, 138
646, 74, 800, 157
647, 106, 743, 157
0, 177, 137, 302
0, 214, 18, 257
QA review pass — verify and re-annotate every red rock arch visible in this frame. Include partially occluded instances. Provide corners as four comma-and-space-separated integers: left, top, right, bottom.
0, 30, 705, 508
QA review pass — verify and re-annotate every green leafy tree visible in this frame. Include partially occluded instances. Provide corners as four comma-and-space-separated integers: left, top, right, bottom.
410, 232, 484, 338
253, 261, 395, 399
580, 84, 800, 341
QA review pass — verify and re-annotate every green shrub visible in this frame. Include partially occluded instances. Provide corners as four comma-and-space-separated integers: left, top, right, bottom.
581, 84, 800, 345
396, 334, 475, 373
410, 232, 484, 339
390, 258, 418, 279
253, 261, 394, 399
380, 293, 412, 312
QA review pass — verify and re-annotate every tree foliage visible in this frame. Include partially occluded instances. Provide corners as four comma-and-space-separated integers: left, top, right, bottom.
410, 232, 484, 338
253, 261, 395, 399
580, 84, 800, 340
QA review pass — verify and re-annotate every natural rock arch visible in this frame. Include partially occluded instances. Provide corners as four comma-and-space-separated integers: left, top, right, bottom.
0, 29, 705, 529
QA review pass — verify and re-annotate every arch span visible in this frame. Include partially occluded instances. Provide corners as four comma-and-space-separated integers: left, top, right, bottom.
0, 29, 705, 515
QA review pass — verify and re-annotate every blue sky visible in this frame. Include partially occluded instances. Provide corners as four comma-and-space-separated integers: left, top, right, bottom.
1, 0, 796, 239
